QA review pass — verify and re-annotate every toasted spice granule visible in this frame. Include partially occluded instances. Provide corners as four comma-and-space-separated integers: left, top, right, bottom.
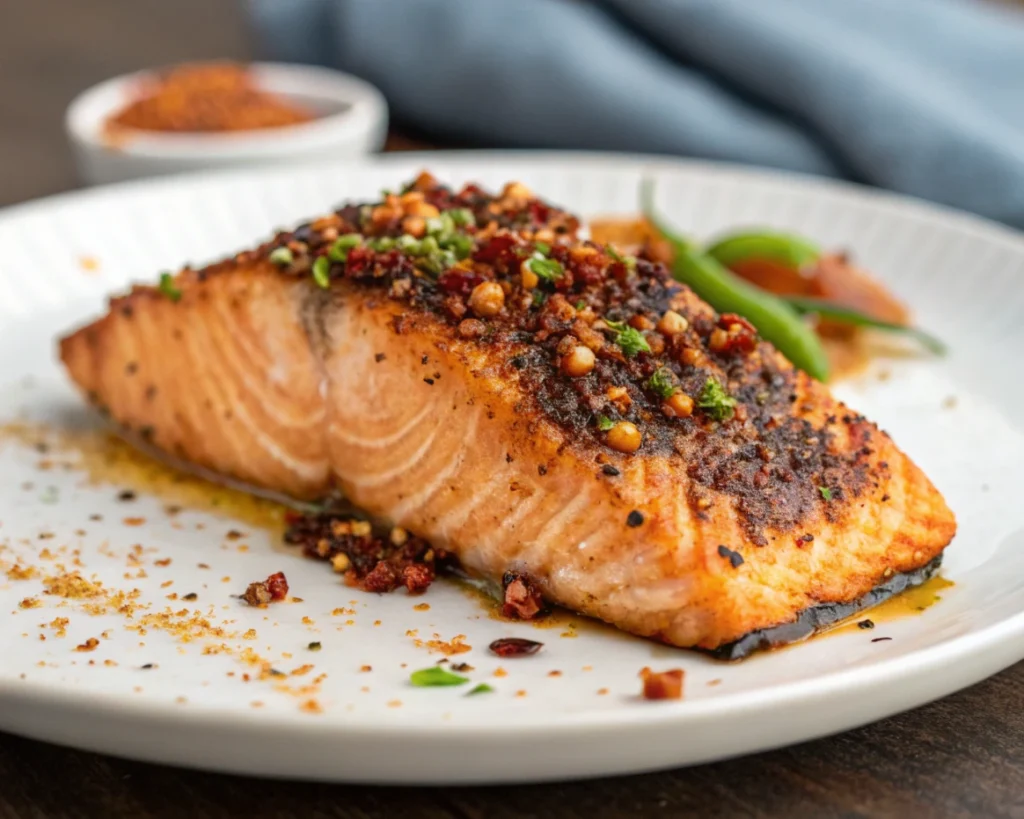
494, 667, 508, 678
75, 637, 100, 652
639, 667, 684, 700
6, 564, 37, 581
241, 572, 288, 607
19, 597, 41, 609
415, 634, 471, 656
299, 698, 323, 714
44, 572, 104, 599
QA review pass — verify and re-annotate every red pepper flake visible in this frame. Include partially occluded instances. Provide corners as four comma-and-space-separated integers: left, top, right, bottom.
639, 667, 684, 700
489, 637, 543, 658
265, 572, 289, 601
709, 313, 758, 355
501, 571, 546, 620
241, 572, 288, 606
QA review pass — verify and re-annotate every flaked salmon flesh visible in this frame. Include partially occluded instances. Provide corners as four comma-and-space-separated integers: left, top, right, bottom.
60, 175, 956, 652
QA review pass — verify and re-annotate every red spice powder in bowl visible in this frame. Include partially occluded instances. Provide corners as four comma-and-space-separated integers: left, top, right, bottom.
66, 61, 388, 185
104, 62, 316, 136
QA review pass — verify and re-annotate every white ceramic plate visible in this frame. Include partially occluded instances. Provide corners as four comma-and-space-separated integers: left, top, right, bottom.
1, 153, 1023, 784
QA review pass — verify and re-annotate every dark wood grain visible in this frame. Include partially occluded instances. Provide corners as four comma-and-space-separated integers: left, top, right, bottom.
2, 2, 1024, 817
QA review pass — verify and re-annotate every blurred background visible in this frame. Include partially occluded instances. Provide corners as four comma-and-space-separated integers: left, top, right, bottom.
2, 0, 1023, 225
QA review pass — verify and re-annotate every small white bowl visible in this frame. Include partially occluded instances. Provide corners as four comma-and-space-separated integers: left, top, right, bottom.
65, 63, 389, 186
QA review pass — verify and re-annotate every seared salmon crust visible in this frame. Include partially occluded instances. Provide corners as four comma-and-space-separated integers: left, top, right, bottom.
60, 174, 956, 652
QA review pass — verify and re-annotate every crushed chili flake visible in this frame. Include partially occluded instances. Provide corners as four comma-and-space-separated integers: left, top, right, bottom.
285, 511, 444, 595
639, 667, 684, 701
241, 572, 289, 607
489, 637, 543, 657
501, 571, 547, 620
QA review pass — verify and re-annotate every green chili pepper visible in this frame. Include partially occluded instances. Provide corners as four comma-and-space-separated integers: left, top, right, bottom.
640, 179, 830, 382
705, 231, 820, 271
783, 296, 946, 355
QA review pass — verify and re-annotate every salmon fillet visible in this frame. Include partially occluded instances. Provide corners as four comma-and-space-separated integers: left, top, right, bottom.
60, 175, 956, 654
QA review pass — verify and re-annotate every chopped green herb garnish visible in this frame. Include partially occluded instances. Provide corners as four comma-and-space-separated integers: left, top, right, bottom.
605, 320, 651, 357
532, 290, 547, 307
396, 234, 421, 253
818, 486, 833, 501
426, 212, 455, 238
367, 236, 396, 252
534, 241, 551, 255
575, 300, 587, 310
307, 641, 321, 651
409, 667, 469, 687
596, 415, 615, 431
419, 235, 441, 256
606, 245, 637, 270
466, 683, 494, 696
449, 208, 475, 227
526, 255, 564, 282
697, 378, 736, 421
442, 233, 474, 260
268, 246, 294, 267
311, 255, 331, 289
158, 272, 182, 302
646, 367, 676, 399
328, 233, 362, 262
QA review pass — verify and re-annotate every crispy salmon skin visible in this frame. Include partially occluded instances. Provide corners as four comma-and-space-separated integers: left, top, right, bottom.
60, 174, 956, 652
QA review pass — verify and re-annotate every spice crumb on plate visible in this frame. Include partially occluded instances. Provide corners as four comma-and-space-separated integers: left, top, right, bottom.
639, 667, 684, 701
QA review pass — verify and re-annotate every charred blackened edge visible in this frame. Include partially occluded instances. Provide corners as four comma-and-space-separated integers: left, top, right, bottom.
705, 555, 944, 661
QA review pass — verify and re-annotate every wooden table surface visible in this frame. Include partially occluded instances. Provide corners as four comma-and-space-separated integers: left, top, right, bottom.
3, 2, 1024, 817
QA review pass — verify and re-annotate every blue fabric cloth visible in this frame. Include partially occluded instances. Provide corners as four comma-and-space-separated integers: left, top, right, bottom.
249, 0, 1024, 228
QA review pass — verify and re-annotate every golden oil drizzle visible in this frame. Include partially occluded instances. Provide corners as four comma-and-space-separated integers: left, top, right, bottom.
824, 575, 954, 637
0, 421, 288, 535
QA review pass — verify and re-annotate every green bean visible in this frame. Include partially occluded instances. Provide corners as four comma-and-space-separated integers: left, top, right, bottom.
783, 296, 946, 355
705, 231, 820, 271
640, 180, 831, 381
